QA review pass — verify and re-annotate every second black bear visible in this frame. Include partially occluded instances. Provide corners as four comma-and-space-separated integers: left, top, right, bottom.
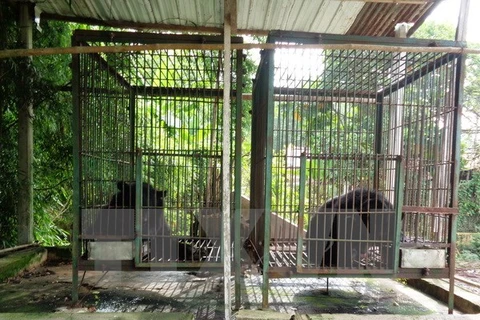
306, 188, 394, 268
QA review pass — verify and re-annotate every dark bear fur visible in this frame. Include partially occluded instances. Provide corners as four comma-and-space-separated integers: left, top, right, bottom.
107, 181, 206, 262
108, 181, 169, 235
106, 181, 175, 262
109, 181, 166, 208
306, 188, 394, 268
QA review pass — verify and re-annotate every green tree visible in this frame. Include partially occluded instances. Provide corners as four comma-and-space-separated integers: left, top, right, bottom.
412, 21, 455, 40
0, 3, 19, 248
0, 2, 74, 247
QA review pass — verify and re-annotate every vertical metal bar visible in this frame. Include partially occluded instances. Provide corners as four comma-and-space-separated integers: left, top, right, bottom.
71, 35, 81, 303
374, 95, 384, 190
448, 0, 469, 313
17, 2, 34, 245
262, 48, 274, 309
223, 2, 233, 317
297, 153, 307, 269
129, 90, 136, 180
393, 155, 405, 275
135, 150, 143, 266
234, 49, 243, 310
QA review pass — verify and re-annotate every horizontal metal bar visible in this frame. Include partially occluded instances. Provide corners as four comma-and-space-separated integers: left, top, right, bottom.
272, 87, 376, 99
135, 262, 223, 268
400, 243, 451, 248
271, 267, 394, 278
79, 260, 225, 271
269, 267, 451, 279
398, 268, 451, 278
133, 86, 230, 98
80, 235, 134, 240
244, 93, 376, 103
81, 150, 222, 158
73, 29, 244, 44
267, 30, 462, 48
304, 154, 400, 161
402, 206, 459, 214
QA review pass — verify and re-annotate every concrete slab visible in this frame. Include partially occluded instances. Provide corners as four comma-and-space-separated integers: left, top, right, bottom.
239, 275, 449, 315
0, 255, 477, 320
407, 278, 480, 314
0, 313, 194, 320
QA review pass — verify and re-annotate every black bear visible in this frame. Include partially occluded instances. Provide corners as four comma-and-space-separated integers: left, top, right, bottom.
107, 181, 175, 262
108, 181, 168, 233
306, 188, 394, 268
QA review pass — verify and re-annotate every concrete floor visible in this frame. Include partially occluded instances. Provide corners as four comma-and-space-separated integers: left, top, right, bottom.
1, 262, 476, 319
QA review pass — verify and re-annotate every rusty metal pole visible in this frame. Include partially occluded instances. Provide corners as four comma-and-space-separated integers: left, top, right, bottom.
17, 2, 34, 245
449, 0, 470, 314
223, 0, 233, 318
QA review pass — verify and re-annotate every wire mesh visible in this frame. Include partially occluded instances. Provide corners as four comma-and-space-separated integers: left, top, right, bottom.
74, 32, 239, 266
250, 39, 460, 275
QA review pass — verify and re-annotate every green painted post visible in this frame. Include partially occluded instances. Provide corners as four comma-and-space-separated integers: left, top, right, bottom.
129, 91, 136, 180
71, 35, 81, 303
448, 0, 469, 312
262, 49, 275, 309
234, 49, 243, 310
393, 156, 405, 275
373, 96, 384, 191
297, 153, 307, 269
135, 150, 143, 266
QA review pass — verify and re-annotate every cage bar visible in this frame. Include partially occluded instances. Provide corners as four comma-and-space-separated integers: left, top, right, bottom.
72, 30, 243, 272
249, 31, 462, 307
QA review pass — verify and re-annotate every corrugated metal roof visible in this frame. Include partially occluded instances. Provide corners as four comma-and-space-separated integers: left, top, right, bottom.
13, 0, 439, 37
347, 2, 435, 37
237, 0, 363, 34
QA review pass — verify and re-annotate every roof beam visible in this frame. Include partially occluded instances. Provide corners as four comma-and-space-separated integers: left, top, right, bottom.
41, 12, 267, 36
2, 42, 477, 60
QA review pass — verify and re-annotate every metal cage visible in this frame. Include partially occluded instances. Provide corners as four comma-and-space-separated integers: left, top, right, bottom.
249, 32, 461, 286
72, 30, 243, 270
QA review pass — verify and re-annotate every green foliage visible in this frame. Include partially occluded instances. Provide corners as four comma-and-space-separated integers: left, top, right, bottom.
412, 21, 456, 40
457, 234, 480, 262
0, 3, 20, 248
458, 173, 480, 232
0, 2, 74, 248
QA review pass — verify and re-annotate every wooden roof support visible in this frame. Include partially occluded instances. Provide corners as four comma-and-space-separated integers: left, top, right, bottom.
222, 1, 233, 319
2, 42, 479, 60
456, 0, 470, 42
227, 0, 237, 34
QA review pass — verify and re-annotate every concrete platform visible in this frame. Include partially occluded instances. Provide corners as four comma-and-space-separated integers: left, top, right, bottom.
408, 279, 480, 314
235, 311, 480, 320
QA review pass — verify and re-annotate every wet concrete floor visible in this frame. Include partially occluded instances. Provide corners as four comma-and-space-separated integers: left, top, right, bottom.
0, 263, 470, 319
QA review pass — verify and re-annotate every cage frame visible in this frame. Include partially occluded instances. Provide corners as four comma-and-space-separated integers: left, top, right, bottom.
71, 30, 244, 276
249, 31, 463, 309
